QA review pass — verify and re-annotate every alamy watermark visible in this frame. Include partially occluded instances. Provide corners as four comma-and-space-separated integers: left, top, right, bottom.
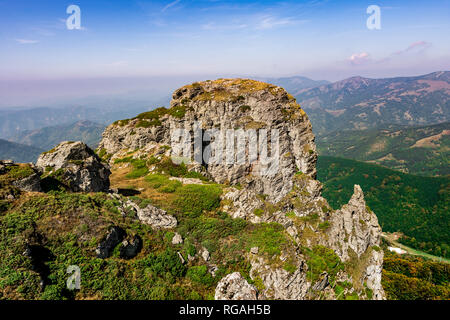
367, 5, 381, 30
66, 4, 81, 30
66, 265, 81, 290
170, 122, 280, 176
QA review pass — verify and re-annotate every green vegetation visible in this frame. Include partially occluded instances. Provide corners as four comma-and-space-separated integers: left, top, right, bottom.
132, 105, 187, 128
381, 250, 450, 300
317, 156, 450, 258
303, 245, 344, 284
6, 165, 35, 180
173, 184, 222, 218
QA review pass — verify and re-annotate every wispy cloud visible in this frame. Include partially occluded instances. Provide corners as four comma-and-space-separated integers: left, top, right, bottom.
393, 41, 431, 55
255, 15, 305, 30
162, 0, 181, 13
201, 22, 248, 31
15, 39, 39, 44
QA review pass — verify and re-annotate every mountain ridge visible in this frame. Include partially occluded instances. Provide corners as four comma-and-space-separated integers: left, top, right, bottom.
296, 71, 450, 136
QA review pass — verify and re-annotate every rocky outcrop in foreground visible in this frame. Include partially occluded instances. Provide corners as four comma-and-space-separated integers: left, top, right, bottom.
98, 78, 386, 300
99, 79, 317, 203
36, 141, 111, 192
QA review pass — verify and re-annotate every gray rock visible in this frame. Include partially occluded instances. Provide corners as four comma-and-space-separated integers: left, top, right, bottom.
36, 141, 111, 192
312, 272, 329, 291
12, 171, 42, 192
97, 79, 386, 300
201, 248, 210, 262
250, 247, 259, 254
98, 79, 317, 203
215, 272, 258, 300
120, 235, 142, 259
249, 256, 309, 300
172, 232, 183, 245
322, 184, 385, 299
129, 201, 177, 229
96, 226, 126, 259
177, 251, 185, 264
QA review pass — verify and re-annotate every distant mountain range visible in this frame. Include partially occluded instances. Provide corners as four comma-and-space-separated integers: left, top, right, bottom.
258, 75, 330, 94
296, 71, 450, 136
0, 139, 44, 163
9, 120, 106, 151
0, 121, 106, 162
0, 103, 157, 139
318, 122, 450, 176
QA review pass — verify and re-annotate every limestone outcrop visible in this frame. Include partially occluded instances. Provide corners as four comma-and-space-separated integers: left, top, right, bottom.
98, 79, 386, 300
215, 272, 258, 300
36, 141, 111, 192
99, 79, 317, 203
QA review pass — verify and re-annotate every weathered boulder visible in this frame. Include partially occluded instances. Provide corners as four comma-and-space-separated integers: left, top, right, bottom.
120, 235, 142, 259
36, 141, 111, 192
215, 272, 258, 300
0, 161, 42, 192
96, 226, 126, 259
172, 232, 183, 244
12, 170, 42, 192
126, 199, 177, 229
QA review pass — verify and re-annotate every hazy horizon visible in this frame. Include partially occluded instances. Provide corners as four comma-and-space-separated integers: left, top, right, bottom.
1, 0, 449, 107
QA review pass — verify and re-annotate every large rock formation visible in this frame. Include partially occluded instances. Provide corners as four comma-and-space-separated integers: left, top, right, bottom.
36, 141, 111, 192
99, 79, 385, 300
99, 79, 317, 203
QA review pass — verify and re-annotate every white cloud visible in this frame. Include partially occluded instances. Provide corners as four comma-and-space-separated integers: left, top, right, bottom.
348, 52, 371, 65
15, 39, 39, 44
162, 0, 181, 12
201, 22, 248, 31
255, 15, 303, 30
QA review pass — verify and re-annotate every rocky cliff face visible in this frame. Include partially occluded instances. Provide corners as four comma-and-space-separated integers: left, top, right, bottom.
99, 79, 385, 300
99, 79, 317, 203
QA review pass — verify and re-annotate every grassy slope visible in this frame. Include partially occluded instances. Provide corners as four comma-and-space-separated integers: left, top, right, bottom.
317, 122, 450, 176
317, 156, 450, 258
0, 156, 355, 300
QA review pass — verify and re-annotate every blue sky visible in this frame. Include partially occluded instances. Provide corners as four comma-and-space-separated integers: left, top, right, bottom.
0, 0, 449, 105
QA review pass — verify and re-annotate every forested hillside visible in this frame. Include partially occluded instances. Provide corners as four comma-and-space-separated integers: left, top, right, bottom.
317, 122, 450, 176
317, 156, 450, 258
